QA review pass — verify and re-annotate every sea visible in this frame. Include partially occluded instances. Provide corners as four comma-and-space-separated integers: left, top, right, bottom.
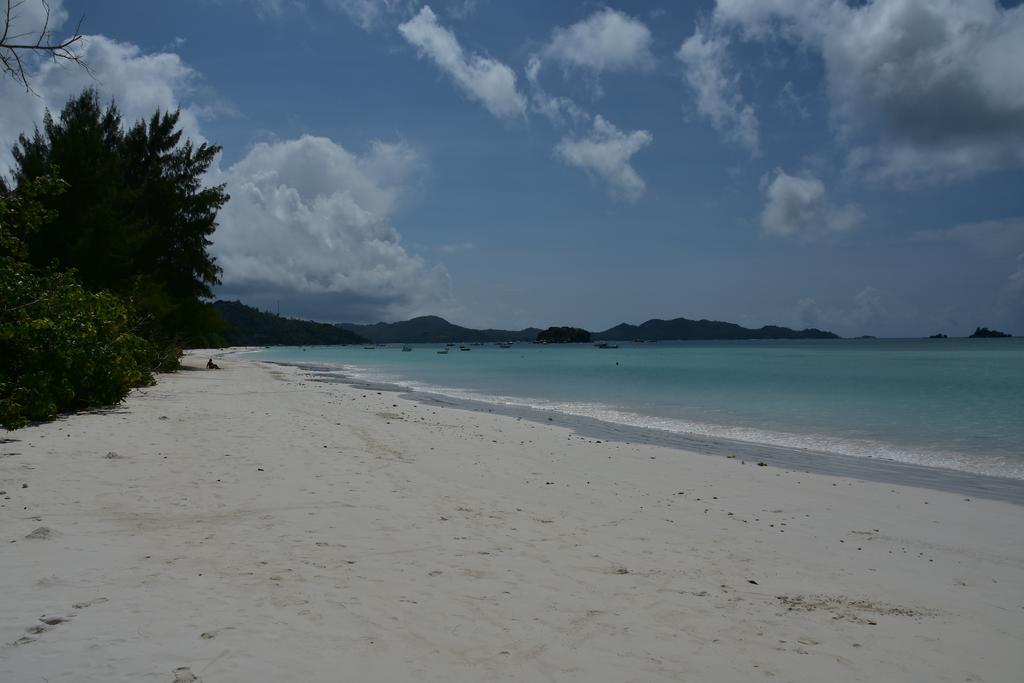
240, 338, 1024, 501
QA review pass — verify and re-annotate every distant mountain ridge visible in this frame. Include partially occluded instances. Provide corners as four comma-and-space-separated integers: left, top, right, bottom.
213, 300, 367, 346
337, 316, 541, 344
337, 315, 838, 343
592, 318, 839, 341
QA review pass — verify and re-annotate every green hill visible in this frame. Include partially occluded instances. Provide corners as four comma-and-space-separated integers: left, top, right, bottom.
338, 315, 539, 343
211, 300, 367, 347
593, 318, 839, 341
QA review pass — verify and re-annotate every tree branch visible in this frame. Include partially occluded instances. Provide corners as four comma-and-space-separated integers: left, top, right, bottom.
1, 0, 87, 93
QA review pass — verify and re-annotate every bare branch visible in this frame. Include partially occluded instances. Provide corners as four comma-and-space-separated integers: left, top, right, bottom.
1, 0, 88, 93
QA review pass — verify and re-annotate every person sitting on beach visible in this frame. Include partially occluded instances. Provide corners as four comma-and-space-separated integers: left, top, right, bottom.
206, 358, 220, 370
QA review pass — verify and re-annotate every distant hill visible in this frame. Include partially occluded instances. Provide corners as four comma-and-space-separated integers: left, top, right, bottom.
592, 317, 840, 341
537, 326, 591, 343
212, 300, 367, 346
969, 327, 1012, 338
334, 314, 839, 343
338, 316, 540, 343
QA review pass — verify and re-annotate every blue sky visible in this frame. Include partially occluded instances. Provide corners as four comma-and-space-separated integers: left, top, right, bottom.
3, 0, 1023, 336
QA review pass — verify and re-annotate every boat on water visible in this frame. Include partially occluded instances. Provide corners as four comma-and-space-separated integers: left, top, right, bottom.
402, 345, 412, 352
436, 348, 448, 354
459, 346, 471, 351
363, 346, 376, 350
595, 342, 619, 349
498, 342, 512, 348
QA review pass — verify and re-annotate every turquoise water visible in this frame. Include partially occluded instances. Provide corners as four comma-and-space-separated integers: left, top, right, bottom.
245, 339, 1024, 480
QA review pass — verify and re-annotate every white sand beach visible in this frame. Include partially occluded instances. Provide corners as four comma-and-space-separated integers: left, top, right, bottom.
2, 354, 1022, 682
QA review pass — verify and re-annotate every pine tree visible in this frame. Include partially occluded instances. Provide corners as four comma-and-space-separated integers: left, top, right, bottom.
10, 89, 229, 362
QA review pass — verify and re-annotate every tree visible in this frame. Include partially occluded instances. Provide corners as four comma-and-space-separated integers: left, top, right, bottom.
11, 89, 230, 363
1, 174, 152, 429
1, 0, 85, 92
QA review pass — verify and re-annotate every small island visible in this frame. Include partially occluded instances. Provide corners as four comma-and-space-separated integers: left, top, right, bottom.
969, 327, 1012, 338
537, 326, 591, 343
929, 333, 948, 339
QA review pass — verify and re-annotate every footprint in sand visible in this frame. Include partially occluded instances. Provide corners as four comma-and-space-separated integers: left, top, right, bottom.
24, 526, 59, 540
173, 667, 200, 682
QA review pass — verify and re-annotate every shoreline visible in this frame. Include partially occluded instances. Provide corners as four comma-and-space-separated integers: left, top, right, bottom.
3, 354, 1022, 681
255, 357, 1024, 506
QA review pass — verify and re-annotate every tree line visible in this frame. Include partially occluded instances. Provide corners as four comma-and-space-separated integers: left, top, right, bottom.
1, 89, 228, 428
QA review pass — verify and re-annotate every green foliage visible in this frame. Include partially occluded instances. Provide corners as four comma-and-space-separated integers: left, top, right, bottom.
11, 89, 229, 358
1, 176, 153, 429
212, 300, 367, 346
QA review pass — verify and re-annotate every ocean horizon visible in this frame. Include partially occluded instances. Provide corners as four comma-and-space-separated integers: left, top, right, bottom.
242, 337, 1024, 485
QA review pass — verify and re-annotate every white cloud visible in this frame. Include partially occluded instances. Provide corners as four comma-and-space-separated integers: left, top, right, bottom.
794, 297, 823, 328
1, 27, 449, 322
398, 5, 526, 120
760, 168, 864, 239
324, 0, 415, 30
538, 8, 654, 75
676, 26, 759, 155
211, 135, 450, 321
1, 34, 204, 177
525, 55, 588, 125
852, 286, 887, 328
711, 0, 1024, 182
1, 0, 69, 47
554, 115, 652, 202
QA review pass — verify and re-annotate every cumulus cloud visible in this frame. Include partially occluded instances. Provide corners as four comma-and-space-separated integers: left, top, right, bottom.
1, 0, 69, 47
398, 5, 526, 120
852, 286, 887, 328
760, 168, 864, 239
1, 33, 205, 176
710, 0, 1024, 182
211, 135, 451, 321
1, 21, 449, 322
794, 297, 824, 328
676, 26, 759, 155
537, 8, 654, 75
554, 115, 652, 202
524, 54, 589, 125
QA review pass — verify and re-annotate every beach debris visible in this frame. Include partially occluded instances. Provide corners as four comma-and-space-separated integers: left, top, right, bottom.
748, 579, 759, 585
22, 483, 28, 488
757, 462, 767, 466
104, 451, 123, 459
